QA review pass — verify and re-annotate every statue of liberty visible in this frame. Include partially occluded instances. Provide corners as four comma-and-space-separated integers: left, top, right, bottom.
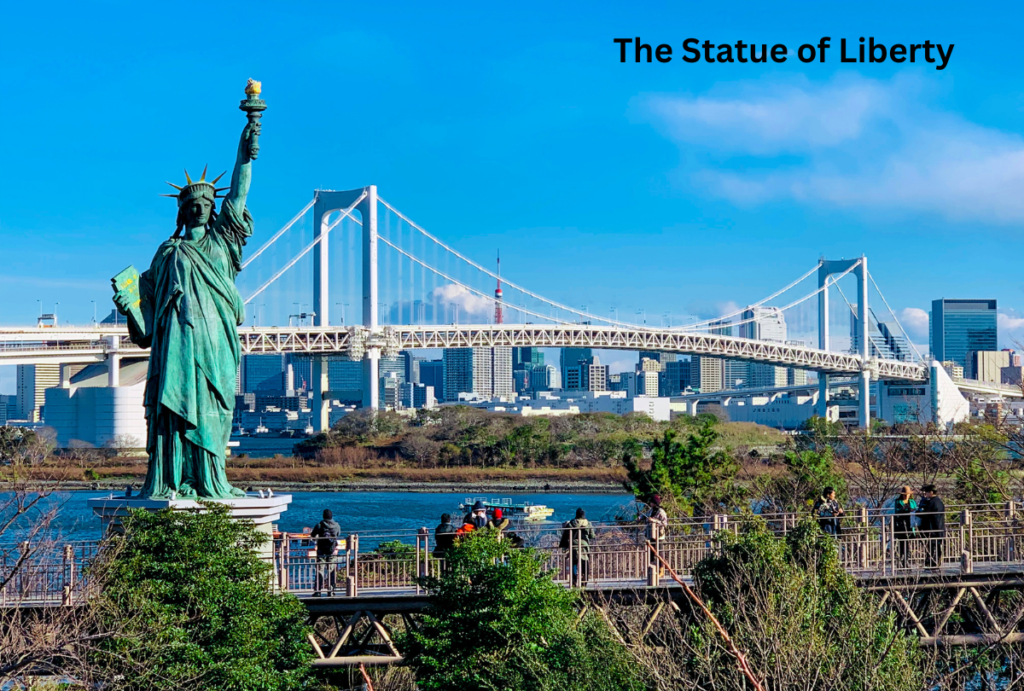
112, 81, 266, 499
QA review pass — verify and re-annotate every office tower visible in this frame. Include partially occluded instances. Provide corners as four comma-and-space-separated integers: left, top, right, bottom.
710, 319, 747, 389
930, 299, 998, 370
661, 360, 691, 395
565, 356, 608, 392
513, 347, 544, 371
638, 351, 677, 364
637, 369, 660, 397
242, 354, 286, 393
379, 373, 402, 411
379, 356, 406, 386
287, 354, 313, 393
969, 350, 1010, 383
327, 358, 363, 403
513, 369, 530, 394
690, 355, 724, 394
401, 382, 436, 409
443, 347, 513, 401
559, 348, 593, 376
419, 360, 444, 402
403, 351, 422, 384
748, 363, 788, 388
17, 364, 60, 422
739, 306, 787, 342
530, 364, 555, 392
788, 368, 809, 386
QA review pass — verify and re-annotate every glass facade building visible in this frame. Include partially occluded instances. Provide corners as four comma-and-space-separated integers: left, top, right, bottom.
930, 299, 998, 369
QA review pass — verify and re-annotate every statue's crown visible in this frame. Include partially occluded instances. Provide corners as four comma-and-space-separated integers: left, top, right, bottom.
161, 166, 228, 205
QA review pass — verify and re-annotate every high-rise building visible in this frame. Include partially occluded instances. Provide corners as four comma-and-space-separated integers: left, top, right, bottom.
969, 350, 1010, 383
17, 364, 60, 422
690, 356, 724, 394
379, 373, 402, 411
559, 348, 592, 377
930, 299, 998, 370
419, 360, 444, 402
564, 356, 608, 392
748, 363, 788, 388
403, 351, 422, 385
513, 347, 544, 371
400, 382, 436, 410
710, 319, 747, 389
443, 347, 513, 401
287, 355, 313, 393
530, 364, 555, 392
661, 360, 691, 396
787, 368, 809, 386
638, 351, 677, 364
739, 306, 787, 342
637, 370, 659, 397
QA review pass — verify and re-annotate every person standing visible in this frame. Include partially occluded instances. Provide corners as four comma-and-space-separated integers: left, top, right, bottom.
560, 508, 595, 586
310, 509, 341, 597
893, 486, 917, 568
918, 484, 946, 569
813, 487, 845, 536
433, 513, 457, 558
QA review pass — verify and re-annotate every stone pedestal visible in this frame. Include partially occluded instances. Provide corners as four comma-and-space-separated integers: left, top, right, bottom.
88, 492, 292, 560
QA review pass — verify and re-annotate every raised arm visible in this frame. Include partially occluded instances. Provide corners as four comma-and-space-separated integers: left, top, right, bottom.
224, 119, 259, 212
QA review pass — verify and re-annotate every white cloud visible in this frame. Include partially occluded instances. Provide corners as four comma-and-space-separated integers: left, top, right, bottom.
640, 74, 1024, 223
999, 312, 1024, 349
898, 307, 930, 341
430, 284, 494, 320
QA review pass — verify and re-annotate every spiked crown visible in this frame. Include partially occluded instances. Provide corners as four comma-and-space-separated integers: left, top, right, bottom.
162, 165, 229, 206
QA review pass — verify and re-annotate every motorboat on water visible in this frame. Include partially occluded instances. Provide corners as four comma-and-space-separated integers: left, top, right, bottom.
457, 497, 555, 522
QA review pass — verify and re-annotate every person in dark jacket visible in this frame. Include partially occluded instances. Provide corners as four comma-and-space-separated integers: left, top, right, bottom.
470, 501, 489, 529
812, 487, 845, 536
893, 486, 917, 568
310, 509, 341, 596
560, 508, 596, 586
918, 484, 946, 568
433, 513, 457, 559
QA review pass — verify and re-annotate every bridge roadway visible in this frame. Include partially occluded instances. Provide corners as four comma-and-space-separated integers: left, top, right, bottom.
0, 324, 927, 381
7, 505, 1024, 663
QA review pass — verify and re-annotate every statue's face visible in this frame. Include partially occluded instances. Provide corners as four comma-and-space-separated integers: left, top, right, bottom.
185, 197, 213, 227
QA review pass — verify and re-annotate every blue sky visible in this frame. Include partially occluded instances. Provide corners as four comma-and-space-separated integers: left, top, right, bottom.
2, 0, 1023, 387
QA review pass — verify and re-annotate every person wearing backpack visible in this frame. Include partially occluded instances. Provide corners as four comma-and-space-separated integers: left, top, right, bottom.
310, 509, 341, 597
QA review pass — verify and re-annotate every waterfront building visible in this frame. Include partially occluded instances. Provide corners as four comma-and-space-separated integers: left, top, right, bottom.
460, 389, 671, 422
242, 354, 286, 393
690, 355, 724, 393
443, 347, 513, 401
16, 364, 61, 422
930, 299, 998, 371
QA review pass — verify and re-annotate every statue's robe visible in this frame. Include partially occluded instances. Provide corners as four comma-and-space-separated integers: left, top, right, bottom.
132, 200, 251, 499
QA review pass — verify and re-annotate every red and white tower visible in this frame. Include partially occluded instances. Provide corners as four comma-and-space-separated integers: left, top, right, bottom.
494, 251, 504, 325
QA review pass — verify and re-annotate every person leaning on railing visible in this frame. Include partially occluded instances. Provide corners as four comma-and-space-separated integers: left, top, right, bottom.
433, 513, 457, 559
918, 484, 946, 569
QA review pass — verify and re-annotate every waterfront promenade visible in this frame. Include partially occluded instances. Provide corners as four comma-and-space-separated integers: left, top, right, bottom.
7, 503, 1024, 664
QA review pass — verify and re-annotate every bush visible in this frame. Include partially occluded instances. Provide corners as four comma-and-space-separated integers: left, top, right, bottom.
402, 531, 644, 691
89, 504, 312, 691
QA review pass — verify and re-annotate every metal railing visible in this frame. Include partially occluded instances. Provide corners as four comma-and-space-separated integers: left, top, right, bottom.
6, 502, 1024, 606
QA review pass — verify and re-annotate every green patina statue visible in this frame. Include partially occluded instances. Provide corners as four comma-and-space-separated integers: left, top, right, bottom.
111, 80, 265, 499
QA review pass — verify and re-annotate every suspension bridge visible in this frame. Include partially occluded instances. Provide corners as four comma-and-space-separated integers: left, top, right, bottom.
0, 185, 1002, 430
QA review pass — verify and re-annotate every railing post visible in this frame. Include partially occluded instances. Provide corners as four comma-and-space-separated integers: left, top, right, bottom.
416, 527, 429, 594
646, 522, 661, 587
63, 544, 74, 605
346, 534, 359, 597
279, 533, 289, 591
19, 541, 29, 598
1008, 501, 1017, 520
858, 506, 868, 568
961, 509, 973, 575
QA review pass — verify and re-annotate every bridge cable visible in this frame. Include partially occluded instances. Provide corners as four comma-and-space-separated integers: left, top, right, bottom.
243, 192, 366, 305
868, 270, 925, 362
377, 197, 658, 329
241, 199, 315, 270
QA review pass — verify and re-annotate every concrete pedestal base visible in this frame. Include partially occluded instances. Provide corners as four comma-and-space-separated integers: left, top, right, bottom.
87, 493, 292, 559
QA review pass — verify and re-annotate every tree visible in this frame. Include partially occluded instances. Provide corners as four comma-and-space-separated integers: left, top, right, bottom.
88, 504, 311, 691
671, 518, 922, 691
623, 418, 740, 515
402, 531, 643, 691
756, 446, 847, 512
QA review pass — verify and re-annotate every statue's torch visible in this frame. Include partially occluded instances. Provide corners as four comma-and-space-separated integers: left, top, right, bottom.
239, 79, 266, 160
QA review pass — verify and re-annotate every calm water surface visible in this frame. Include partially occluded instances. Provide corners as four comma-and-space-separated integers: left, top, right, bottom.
6, 491, 635, 546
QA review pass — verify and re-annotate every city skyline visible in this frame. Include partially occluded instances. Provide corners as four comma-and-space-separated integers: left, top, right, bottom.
3, 2, 1024, 394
